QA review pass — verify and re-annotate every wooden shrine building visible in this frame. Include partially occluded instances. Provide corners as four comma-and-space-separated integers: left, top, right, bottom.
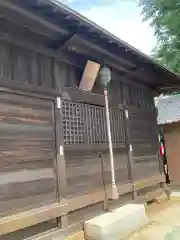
0, 0, 180, 239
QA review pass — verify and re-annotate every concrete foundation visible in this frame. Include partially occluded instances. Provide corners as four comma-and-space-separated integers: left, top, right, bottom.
84, 204, 148, 240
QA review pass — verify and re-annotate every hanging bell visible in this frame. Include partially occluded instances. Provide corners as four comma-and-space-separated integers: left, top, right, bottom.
98, 67, 111, 86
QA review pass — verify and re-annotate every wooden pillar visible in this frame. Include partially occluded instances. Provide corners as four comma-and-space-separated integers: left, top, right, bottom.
157, 129, 168, 197
124, 105, 137, 200
152, 93, 164, 176
98, 152, 108, 211
153, 101, 166, 191
54, 61, 68, 227
152, 99, 168, 198
54, 96, 68, 228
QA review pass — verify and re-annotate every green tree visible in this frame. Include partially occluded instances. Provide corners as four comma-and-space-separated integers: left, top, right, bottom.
139, 0, 180, 72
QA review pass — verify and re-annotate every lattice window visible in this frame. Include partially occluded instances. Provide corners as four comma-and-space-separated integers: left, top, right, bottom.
62, 101, 85, 145
62, 100, 126, 146
84, 104, 108, 144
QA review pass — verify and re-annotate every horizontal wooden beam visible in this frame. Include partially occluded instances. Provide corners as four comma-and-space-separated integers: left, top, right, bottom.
132, 154, 159, 163
0, 13, 55, 42
26, 223, 83, 240
0, 0, 68, 35
0, 176, 164, 236
68, 182, 133, 212
26, 189, 165, 239
0, 80, 60, 99
107, 182, 133, 199
136, 188, 165, 203
62, 87, 105, 105
0, 86, 56, 101
68, 190, 104, 212
0, 33, 84, 69
64, 143, 127, 152
63, 36, 157, 85
134, 174, 165, 190
0, 183, 132, 236
156, 85, 180, 93
62, 35, 135, 70
0, 202, 68, 236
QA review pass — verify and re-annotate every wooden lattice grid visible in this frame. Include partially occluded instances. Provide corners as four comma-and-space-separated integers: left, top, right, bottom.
62, 100, 126, 145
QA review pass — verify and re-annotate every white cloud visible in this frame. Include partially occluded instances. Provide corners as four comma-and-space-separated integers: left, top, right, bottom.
80, 1, 156, 55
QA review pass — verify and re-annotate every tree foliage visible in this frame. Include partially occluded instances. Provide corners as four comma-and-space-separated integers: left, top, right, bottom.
139, 0, 180, 72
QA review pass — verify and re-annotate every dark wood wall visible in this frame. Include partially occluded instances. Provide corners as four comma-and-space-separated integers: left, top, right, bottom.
0, 36, 164, 238
0, 39, 83, 93
61, 77, 161, 223
128, 107, 160, 180
66, 149, 129, 198
0, 93, 56, 218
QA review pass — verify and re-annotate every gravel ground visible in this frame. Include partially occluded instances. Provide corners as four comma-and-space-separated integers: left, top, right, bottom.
126, 198, 180, 240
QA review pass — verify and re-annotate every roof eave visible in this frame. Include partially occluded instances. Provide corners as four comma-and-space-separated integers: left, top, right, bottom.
48, 0, 180, 79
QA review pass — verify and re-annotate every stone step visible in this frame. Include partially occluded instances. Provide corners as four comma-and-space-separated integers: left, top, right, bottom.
84, 204, 148, 240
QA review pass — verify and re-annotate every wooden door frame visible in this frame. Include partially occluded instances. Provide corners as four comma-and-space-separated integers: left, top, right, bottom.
0, 89, 68, 235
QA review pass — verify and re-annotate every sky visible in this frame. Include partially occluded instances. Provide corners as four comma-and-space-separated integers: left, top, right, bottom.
60, 0, 156, 55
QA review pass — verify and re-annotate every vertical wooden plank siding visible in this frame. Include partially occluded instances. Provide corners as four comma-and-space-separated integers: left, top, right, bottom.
12, 46, 30, 84
0, 41, 12, 82
0, 40, 81, 92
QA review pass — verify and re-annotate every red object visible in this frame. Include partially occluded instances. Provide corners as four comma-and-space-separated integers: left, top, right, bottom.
160, 142, 165, 156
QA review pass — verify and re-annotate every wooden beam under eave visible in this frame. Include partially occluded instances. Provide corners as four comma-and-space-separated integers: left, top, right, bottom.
63, 35, 135, 69
0, 0, 68, 35
124, 69, 155, 85
63, 36, 158, 85
64, 40, 133, 77
0, 11, 57, 41
155, 85, 180, 94
0, 33, 85, 69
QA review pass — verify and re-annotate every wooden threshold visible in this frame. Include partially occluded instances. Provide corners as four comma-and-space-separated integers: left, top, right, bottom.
134, 174, 165, 190
68, 190, 104, 212
136, 188, 165, 203
0, 176, 164, 236
107, 182, 133, 199
26, 188, 164, 240
68, 182, 133, 212
26, 223, 83, 240
133, 154, 158, 163
0, 202, 68, 236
